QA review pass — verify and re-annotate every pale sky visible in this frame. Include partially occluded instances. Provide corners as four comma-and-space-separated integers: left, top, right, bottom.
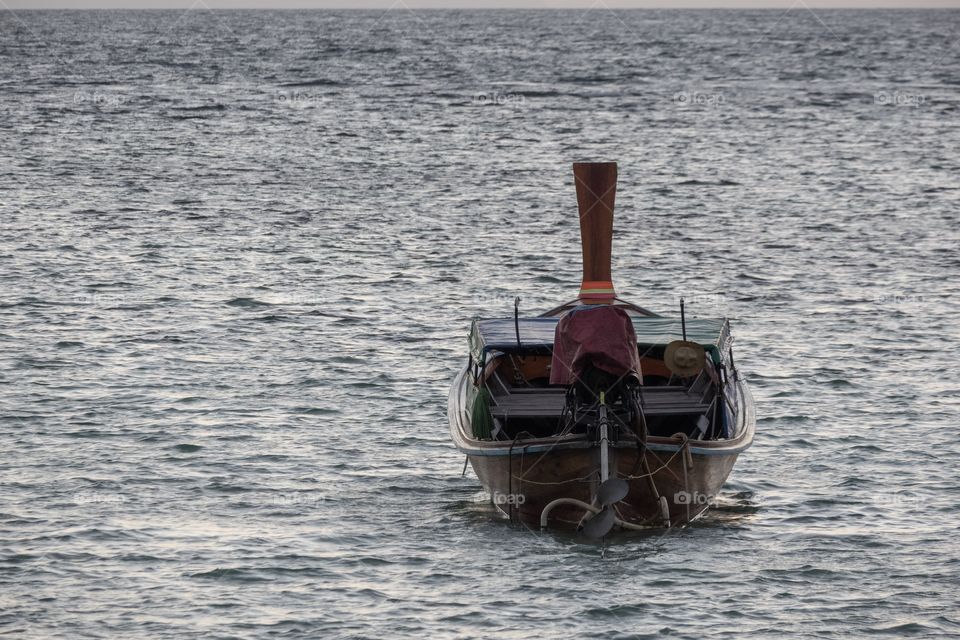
4, 0, 960, 8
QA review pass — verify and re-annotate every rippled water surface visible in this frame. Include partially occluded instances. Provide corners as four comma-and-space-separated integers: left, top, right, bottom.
2, 8, 959, 639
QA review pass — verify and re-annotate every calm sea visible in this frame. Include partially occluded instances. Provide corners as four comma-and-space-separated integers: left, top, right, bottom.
1, 8, 959, 639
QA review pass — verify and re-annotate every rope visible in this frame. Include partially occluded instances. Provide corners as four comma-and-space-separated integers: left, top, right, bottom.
619, 444, 685, 480
673, 432, 691, 522
512, 470, 598, 486
517, 434, 690, 485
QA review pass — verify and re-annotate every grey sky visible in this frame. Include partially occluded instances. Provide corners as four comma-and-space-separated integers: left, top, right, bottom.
4, 0, 960, 9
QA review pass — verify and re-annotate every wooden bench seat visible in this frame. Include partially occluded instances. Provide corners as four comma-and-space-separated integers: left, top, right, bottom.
490, 393, 566, 419
639, 389, 713, 416
489, 388, 713, 420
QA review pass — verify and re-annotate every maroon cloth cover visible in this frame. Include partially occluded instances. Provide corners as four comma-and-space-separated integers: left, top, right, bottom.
549, 306, 643, 386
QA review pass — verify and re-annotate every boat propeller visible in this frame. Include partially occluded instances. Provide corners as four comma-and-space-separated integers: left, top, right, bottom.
580, 394, 630, 540
582, 477, 630, 539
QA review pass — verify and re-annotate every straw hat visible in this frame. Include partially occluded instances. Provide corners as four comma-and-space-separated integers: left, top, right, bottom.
663, 340, 706, 377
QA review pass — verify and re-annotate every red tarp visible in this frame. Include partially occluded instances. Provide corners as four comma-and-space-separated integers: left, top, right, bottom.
549, 306, 643, 386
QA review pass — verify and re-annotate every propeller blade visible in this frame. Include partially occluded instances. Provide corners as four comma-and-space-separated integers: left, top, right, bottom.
598, 477, 629, 507
581, 506, 616, 539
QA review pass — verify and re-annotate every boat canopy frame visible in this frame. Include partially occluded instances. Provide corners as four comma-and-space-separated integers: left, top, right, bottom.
469, 315, 732, 366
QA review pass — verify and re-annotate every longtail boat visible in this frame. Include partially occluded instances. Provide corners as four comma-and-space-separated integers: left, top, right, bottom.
448, 162, 755, 537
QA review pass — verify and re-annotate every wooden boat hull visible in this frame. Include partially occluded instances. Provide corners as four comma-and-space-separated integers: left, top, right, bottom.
449, 366, 756, 530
